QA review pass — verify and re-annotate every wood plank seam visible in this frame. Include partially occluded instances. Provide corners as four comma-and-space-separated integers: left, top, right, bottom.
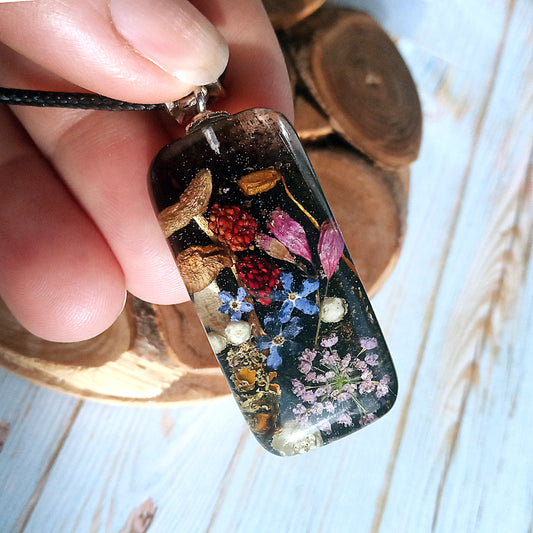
15, 400, 84, 532
369, 1, 517, 530
204, 427, 250, 533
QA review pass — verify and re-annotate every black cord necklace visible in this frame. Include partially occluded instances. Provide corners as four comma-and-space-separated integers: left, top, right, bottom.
0, 86, 164, 111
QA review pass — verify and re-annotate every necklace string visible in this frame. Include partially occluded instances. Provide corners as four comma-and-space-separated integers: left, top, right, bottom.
0, 87, 165, 111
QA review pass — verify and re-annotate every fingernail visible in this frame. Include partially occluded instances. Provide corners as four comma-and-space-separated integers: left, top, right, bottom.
109, 0, 228, 87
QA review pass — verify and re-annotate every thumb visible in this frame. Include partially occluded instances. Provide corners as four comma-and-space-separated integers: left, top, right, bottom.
0, 0, 228, 103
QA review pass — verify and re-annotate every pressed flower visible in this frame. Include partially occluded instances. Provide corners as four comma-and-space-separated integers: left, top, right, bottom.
256, 316, 303, 369
360, 337, 378, 350
318, 219, 344, 279
324, 401, 335, 413
337, 392, 352, 402
376, 381, 389, 398
292, 379, 305, 398
291, 338, 393, 432
218, 287, 254, 321
267, 208, 312, 262
364, 353, 379, 366
305, 371, 317, 382
359, 380, 376, 394
337, 412, 353, 427
270, 272, 319, 323
361, 369, 373, 382
354, 359, 368, 371
255, 233, 296, 264
376, 374, 391, 398
317, 419, 332, 434
302, 390, 317, 403
293, 404, 306, 415
320, 334, 339, 348
310, 403, 324, 415
298, 359, 312, 375
321, 350, 339, 366
359, 413, 378, 427
225, 321, 252, 345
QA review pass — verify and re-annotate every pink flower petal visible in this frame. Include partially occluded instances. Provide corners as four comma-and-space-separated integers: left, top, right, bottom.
255, 233, 296, 263
267, 208, 312, 262
318, 220, 344, 279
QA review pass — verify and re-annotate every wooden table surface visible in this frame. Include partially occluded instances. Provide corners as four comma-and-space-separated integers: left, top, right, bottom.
1, 1, 532, 531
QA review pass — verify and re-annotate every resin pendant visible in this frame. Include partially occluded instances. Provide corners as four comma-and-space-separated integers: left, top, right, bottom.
149, 108, 397, 456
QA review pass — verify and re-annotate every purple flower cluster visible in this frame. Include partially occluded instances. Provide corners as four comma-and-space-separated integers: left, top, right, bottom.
291, 335, 390, 432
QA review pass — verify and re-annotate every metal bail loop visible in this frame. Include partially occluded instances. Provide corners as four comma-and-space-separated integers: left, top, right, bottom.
164, 80, 224, 125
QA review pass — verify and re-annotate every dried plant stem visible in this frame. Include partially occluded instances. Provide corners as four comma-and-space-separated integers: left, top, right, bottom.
280, 175, 320, 229
314, 277, 329, 346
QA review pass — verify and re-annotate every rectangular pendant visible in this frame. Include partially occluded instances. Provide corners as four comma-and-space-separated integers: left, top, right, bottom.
149, 108, 397, 456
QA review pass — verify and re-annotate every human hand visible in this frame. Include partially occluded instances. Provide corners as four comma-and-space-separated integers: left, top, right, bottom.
0, 0, 292, 342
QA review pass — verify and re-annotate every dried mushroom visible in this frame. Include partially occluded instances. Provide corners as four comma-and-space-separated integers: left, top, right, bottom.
176, 244, 234, 293
158, 168, 212, 237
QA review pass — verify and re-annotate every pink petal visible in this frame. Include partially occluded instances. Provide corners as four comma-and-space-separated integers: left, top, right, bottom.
318, 220, 344, 279
267, 208, 312, 262
255, 233, 296, 263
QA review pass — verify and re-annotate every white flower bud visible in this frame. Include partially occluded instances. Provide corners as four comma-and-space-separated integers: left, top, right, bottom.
207, 332, 227, 354
224, 321, 252, 345
320, 297, 347, 323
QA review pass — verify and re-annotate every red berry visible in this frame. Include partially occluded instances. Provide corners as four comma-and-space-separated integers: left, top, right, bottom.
236, 255, 281, 294
208, 204, 257, 252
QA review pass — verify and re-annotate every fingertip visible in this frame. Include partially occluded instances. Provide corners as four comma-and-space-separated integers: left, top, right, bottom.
125, 240, 191, 306
8, 274, 127, 344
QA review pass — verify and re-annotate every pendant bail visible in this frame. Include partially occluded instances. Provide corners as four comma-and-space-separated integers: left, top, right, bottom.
164, 80, 224, 125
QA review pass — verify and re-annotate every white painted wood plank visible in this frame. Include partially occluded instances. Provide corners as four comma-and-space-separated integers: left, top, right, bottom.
21, 398, 247, 533
206, 413, 400, 533
0, 372, 81, 532
377, 0, 533, 530
435, 250, 533, 533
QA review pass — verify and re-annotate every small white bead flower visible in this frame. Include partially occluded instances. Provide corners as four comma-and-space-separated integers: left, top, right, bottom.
320, 297, 347, 323
224, 321, 252, 345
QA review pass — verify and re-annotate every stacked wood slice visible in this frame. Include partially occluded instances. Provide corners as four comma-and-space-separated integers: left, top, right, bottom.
0, 3, 422, 405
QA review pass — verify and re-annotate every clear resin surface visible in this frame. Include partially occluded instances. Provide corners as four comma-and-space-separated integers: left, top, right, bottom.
149, 109, 397, 456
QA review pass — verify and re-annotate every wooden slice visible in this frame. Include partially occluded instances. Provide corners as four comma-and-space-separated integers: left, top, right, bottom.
307, 144, 409, 295
0, 296, 228, 405
294, 93, 333, 140
291, 8, 422, 168
263, 0, 326, 30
